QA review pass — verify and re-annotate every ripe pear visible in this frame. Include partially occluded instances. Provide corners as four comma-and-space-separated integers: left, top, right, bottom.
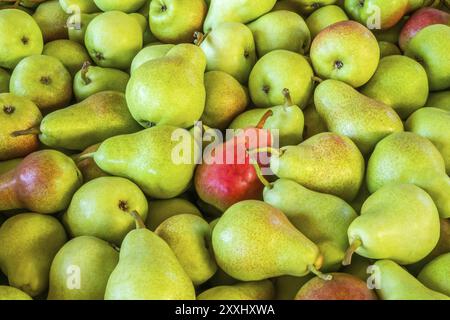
73, 63, 130, 101
270, 132, 365, 202
367, 132, 450, 218
105, 215, 195, 300
48, 236, 119, 300
10, 55, 73, 111
93, 0, 147, 13
417, 253, 450, 296
425, 91, 450, 111
212, 200, 325, 281
306, 5, 349, 38
310, 21, 380, 88
85, 11, 143, 69
315, 79, 404, 154
0, 213, 67, 297
198, 280, 275, 300
33, 0, 69, 42
59, 0, 100, 13
204, 0, 277, 32
0, 150, 82, 214
249, 50, 314, 108
63, 177, 148, 245
93, 125, 197, 199
0, 286, 32, 300
373, 260, 449, 300
146, 198, 202, 231
0, 9, 43, 69
67, 13, 99, 45
126, 44, 206, 128
345, 184, 440, 265
155, 214, 217, 285
43, 40, 92, 77
248, 10, 311, 57
199, 22, 256, 84
130, 44, 174, 74
0, 68, 9, 93
264, 179, 358, 271
149, 0, 207, 44
361, 55, 429, 119
0, 93, 42, 161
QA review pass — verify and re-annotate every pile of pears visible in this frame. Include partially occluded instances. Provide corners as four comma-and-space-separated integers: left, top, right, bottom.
0, 0, 449, 301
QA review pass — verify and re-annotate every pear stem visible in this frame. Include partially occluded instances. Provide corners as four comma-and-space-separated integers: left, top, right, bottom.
342, 238, 362, 266
76, 152, 95, 162
312, 76, 323, 83
255, 110, 273, 129
130, 210, 146, 229
248, 156, 272, 189
80, 61, 92, 85
11, 126, 41, 137
308, 265, 333, 281
193, 31, 207, 46
282, 88, 293, 108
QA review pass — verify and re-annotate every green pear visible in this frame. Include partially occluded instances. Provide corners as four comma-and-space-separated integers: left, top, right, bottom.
373, 260, 449, 300
63, 177, 148, 245
0, 68, 9, 93
315, 79, 404, 154
198, 280, 275, 300
0, 286, 32, 300
93, 0, 147, 13
264, 179, 358, 271
367, 132, 450, 218
361, 55, 429, 119
10, 55, 73, 111
0, 158, 22, 175
249, 50, 314, 108
199, 22, 256, 84
155, 214, 217, 285
417, 253, 450, 296
33, 0, 69, 42
406, 108, 450, 175
345, 184, 440, 265
93, 125, 197, 199
73, 63, 130, 101
270, 132, 365, 202
48, 236, 119, 300
201, 71, 249, 130
274, 275, 313, 300
85, 11, 143, 69
405, 24, 450, 91
425, 91, 450, 111
130, 44, 174, 74
212, 200, 325, 281
146, 198, 202, 231
378, 41, 401, 58
67, 13, 99, 45
229, 88, 304, 146
0, 9, 43, 69
306, 5, 348, 39
0, 213, 67, 297
248, 10, 311, 57
126, 44, 206, 128
129, 13, 156, 45
310, 21, 380, 88
43, 39, 92, 76
302, 103, 327, 139
0, 93, 42, 161
105, 215, 195, 300
149, 0, 207, 44
59, 0, 100, 13
204, 0, 277, 32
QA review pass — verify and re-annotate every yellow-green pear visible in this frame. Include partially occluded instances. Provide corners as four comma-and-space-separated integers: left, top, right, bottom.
306, 5, 349, 39
0, 286, 32, 300
425, 91, 450, 111
130, 44, 174, 74
198, 280, 275, 300
146, 198, 202, 231
417, 253, 450, 296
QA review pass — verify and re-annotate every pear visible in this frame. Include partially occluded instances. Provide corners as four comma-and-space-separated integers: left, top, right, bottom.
198, 22, 256, 84
212, 200, 325, 281
378, 41, 402, 58
271, 0, 304, 14
361, 55, 429, 119
405, 24, 450, 91
274, 275, 313, 300
310, 21, 380, 88
0, 68, 10, 93
371, 16, 408, 43
425, 91, 450, 111
270, 132, 365, 202
367, 132, 450, 218
406, 108, 450, 175
10, 55, 73, 111
248, 10, 311, 57
0, 150, 82, 214
93, 125, 197, 199
48, 236, 119, 300
204, 0, 277, 32
126, 44, 206, 128
93, 0, 147, 13
198, 280, 275, 300
33, 0, 69, 42
63, 177, 148, 245
74, 143, 108, 182
155, 214, 217, 286
105, 214, 195, 300
73, 63, 130, 101
264, 179, 358, 271
85, 11, 143, 69
306, 5, 349, 39
59, 0, 100, 13
67, 13, 99, 45
302, 103, 327, 139
43, 40, 92, 77
0, 158, 22, 175
201, 71, 249, 130
149, 0, 207, 44
0, 213, 67, 297
0, 286, 32, 300
284, 0, 337, 15
315, 79, 404, 154
0, 9, 43, 69
129, 13, 156, 45
249, 50, 314, 108
230, 88, 304, 147
130, 44, 174, 74
345, 184, 440, 265
373, 260, 449, 300
0, 93, 42, 161
417, 253, 450, 296
146, 198, 202, 231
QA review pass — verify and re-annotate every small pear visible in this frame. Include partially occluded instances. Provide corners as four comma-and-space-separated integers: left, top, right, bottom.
198, 280, 275, 300
93, 0, 147, 13
67, 13, 99, 45
417, 253, 450, 296
306, 5, 349, 39
33, 0, 69, 42
0, 286, 32, 300
378, 41, 402, 58
146, 198, 202, 231
43, 39, 92, 77
59, 0, 100, 13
